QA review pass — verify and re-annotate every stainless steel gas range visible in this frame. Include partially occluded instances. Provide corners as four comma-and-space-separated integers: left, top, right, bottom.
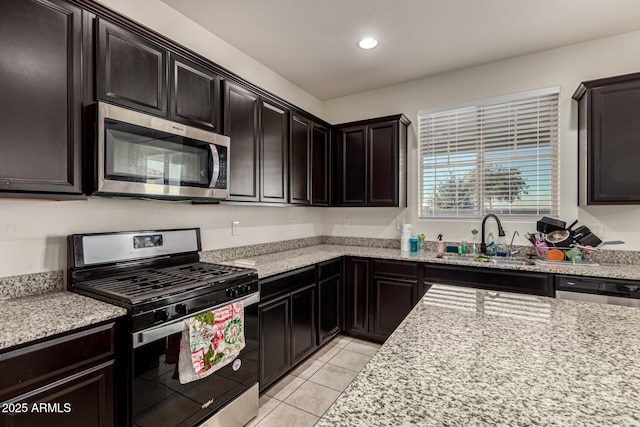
67, 228, 259, 427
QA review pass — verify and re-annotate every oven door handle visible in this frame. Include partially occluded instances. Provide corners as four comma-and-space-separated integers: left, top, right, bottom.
133, 292, 259, 349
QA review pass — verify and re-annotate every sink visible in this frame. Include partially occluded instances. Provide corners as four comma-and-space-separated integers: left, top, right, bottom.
439, 256, 530, 266
489, 259, 529, 266
440, 255, 476, 263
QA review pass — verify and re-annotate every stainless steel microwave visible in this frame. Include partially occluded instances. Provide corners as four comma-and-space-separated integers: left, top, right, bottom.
91, 102, 230, 201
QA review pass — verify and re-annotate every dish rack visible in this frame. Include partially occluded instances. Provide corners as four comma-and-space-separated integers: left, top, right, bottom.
533, 242, 597, 265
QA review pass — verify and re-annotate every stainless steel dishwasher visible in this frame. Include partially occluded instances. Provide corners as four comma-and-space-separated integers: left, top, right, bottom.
555, 275, 640, 308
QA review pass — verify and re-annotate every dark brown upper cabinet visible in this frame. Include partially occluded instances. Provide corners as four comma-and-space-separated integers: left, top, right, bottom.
0, 0, 84, 199
290, 114, 311, 205
333, 115, 410, 207
260, 100, 289, 203
311, 125, 331, 206
224, 81, 260, 201
169, 53, 220, 131
574, 73, 640, 205
223, 81, 290, 203
97, 18, 168, 116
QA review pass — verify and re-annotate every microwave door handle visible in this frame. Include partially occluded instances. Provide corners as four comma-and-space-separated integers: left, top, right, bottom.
209, 143, 220, 188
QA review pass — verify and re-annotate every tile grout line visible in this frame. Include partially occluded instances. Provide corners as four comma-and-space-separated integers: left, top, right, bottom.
252, 399, 283, 427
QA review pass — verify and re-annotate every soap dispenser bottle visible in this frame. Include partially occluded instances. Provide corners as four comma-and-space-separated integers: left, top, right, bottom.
486, 232, 495, 256
496, 234, 507, 257
437, 234, 445, 254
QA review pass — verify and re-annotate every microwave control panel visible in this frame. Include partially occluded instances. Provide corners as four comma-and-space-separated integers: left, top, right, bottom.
214, 144, 228, 190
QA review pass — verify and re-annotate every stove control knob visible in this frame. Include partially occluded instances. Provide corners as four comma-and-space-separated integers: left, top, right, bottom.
154, 309, 170, 322
231, 288, 239, 298
243, 284, 251, 294
175, 304, 187, 315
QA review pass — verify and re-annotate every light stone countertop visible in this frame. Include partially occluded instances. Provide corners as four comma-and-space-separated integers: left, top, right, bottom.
221, 244, 640, 281
0, 291, 127, 351
316, 284, 640, 426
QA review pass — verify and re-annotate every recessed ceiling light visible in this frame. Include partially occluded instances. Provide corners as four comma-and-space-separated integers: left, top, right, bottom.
357, 36, 378, 50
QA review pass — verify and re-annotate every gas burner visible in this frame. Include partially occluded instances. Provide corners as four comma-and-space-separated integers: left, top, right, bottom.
67, 229, 258, 324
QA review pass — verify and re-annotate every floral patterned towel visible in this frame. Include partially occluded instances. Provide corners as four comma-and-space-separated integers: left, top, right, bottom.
178, 300, 245, 384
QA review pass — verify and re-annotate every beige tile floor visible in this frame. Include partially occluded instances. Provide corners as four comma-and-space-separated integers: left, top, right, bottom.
246, 335, 381, 427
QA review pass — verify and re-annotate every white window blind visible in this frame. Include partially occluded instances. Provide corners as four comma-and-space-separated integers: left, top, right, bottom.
418, 88, 559, 219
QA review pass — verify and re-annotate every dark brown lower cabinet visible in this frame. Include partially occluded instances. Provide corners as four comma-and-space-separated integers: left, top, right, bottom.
344, 258, 371, 337
258, 295, 290, 389
258, 266, 317, 390
0, 321, 120, 427
290, 284, 317, 365
344, 258, 420, 343
372, 277, 416, 338
317, 259, 343, 345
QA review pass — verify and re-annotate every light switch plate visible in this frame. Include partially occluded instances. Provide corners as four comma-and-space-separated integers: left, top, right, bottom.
232, 221, 240, 236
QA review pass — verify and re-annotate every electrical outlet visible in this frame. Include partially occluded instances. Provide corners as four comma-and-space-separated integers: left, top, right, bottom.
343, 218, 350, 229
289, 218, 295, 231
231, 221, 240, 236
396, 219, 404, 231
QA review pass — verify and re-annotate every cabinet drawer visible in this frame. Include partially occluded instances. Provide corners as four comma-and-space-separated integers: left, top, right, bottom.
0, 322, 116, 400
424, 264, 553, 297
374, 260, 418, 280
260, 266, 315, 301
318, 258, 342, 280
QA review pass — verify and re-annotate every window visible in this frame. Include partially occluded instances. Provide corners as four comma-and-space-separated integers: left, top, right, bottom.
418, 88, 559, 219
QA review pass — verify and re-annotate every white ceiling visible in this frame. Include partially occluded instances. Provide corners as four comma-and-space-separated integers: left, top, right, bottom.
160, 0, 640, 100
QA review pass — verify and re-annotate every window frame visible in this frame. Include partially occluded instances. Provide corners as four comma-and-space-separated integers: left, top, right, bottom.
417, 87, 560, 220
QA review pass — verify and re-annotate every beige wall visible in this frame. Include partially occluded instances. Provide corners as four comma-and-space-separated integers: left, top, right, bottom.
323, 31, 640, 251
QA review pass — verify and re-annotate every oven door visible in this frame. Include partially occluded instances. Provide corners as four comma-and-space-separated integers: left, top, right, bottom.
97, 102, 229, 200
130, 293, 258, 427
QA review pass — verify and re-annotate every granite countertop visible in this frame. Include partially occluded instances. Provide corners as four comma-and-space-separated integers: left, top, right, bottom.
221, 244, 640, 281
0, 291, 127, 351
317, 284, 640, 426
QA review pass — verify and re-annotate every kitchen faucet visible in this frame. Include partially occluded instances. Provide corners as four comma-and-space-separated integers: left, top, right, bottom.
480, 214, 505, 254
510, 230, 519, 256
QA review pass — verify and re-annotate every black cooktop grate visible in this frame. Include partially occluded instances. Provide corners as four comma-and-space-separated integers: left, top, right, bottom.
75, 262, 253, 304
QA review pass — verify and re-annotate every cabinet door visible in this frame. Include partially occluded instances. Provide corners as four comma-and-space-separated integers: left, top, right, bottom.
290, 284, 317, 365
0, 0, 83, 198
224, 82, 260, 201
318, 274, 342, 345
1, 361, 114, 427
368, 120, 399, 206
258, 295, 290, 390
290, 115, 310, 205
590, 81, 640, 203
311, 125, 330, 206
169, 53, 219, 131
344, 258, 370, 336
337, 126, 367, 205
97, 19, 167, 116
371, 277, 416, 339
261, 101, 289, 203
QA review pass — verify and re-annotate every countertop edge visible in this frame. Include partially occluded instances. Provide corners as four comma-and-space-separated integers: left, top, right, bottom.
0, 291, 127, 352
221, 244, 640, 282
